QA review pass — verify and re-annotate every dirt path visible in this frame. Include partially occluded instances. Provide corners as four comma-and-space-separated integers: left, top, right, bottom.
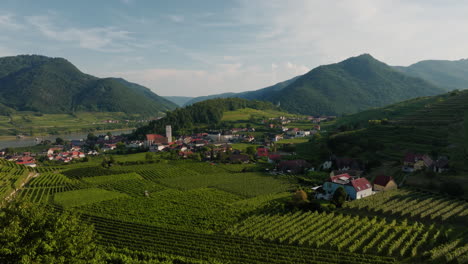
4, 172, 39, 202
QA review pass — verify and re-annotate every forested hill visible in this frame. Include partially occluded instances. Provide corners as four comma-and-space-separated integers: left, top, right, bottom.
394, 58, 468, 91
184, 54, 445, 116
183, 76, 300, 106
133, 98, 277, 138
262, 54, 445, 115
0, 55, 177, 116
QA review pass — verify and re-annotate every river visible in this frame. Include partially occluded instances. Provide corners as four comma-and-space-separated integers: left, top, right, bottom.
0, 129, 134, 149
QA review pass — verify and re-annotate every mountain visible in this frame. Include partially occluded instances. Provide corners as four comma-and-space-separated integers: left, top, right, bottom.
185, 54, 444, 115
163, 96, 194, 106
394, 59, 468, 91
0, 55, 177, 115
264, 54, 446, 115
184, 76, 301, 106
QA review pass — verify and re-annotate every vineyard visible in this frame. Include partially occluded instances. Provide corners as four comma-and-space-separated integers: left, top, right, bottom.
8, 157, 468, 263
0, 160, 29, 201
342, 189, 468, 224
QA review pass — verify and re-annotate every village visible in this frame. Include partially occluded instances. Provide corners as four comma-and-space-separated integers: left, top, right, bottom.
0, 114, 449, 203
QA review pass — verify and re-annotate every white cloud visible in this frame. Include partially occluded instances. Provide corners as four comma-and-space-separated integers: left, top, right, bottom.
168, 15, 184, 23
26, 16, 134, 52
0, 14, 23, 30
104, 61, 309, 96
232, 0, 468, 66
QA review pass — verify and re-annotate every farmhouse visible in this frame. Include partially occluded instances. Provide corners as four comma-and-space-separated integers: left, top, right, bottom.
318, 173, 373, 200
373, 175, 397, 191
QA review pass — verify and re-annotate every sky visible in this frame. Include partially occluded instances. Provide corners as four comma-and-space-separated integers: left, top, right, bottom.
1, 0, 468, 96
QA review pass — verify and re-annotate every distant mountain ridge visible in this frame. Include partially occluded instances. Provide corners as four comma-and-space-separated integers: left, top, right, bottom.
183, 76, 300, 106
394, 58, 468, 91
163, 96, 194, 106
185, 54, 445, 115
0, 55, 177, 116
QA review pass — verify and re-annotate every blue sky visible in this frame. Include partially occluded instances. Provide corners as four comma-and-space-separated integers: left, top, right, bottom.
1, 0, 468, 96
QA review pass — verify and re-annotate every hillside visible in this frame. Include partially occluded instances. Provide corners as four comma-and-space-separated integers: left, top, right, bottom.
0, 55, 177, 116
324, 89, 468, 196
184, 76, 301, 106
185, 55, 444, 115
264, 54, 445, 115
394, 58, 468, 91
133, 98, 278, 138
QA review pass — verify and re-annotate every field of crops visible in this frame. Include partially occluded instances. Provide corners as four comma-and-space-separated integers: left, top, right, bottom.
9, 156, 468, 263
0, 160, 28, 200
342, 189, 468, 224
86, 214, 398, 264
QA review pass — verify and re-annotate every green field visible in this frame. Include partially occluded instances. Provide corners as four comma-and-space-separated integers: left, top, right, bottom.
0, 111, 141, 137
5, 153, 468, 264
54, 188, 128, 208
221, 108, 298, 122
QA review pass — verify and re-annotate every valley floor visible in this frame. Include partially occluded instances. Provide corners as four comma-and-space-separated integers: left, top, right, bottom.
2, 155, 467, 264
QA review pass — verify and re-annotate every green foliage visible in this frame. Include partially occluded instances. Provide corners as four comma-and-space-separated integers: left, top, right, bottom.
0, 201, 102, 263
332, 187, 347, 207
133, 97, 278, 137
395, 58, 468, 91
54, 188, 128, 208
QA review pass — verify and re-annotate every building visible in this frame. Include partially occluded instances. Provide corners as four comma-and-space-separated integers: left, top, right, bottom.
166, 125, 172, 143
146, 134, 168, 145
373, 175, 397, 191
318, 173, 373, 200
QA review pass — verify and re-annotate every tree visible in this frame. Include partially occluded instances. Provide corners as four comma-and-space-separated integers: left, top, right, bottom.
332, 187, 347, 207
145, 152, 154, 161
246, 146, 256, 156
87, 133, 98, 142
0, 201, 103, 263
55, 137, 65, 145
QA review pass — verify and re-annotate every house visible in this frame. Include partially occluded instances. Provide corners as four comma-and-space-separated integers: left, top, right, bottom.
335, 157, 362, 171
278, 160, 311, 174
402, 153, 425, 172
272, 134, 283, 142
373, 175, 397, 191
319, 173, 373, 200
146, 134, 168, 145
422, 155, 434, 168
257, 148, 269, 157
102, 143, 117, 152
330, 170, 363, 178
15, 156, 36, 167
268, 154, 281, 163
47, 147, 63, 155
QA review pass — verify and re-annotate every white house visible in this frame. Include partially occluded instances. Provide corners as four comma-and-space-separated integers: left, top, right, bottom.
317, 173, 373, 200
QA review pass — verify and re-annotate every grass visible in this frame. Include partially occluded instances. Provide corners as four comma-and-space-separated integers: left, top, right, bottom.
54, 188, 128, 208
82, 172, 142, 185
230, 143, 260, 152
77, 188, 243, 232
221, 108, 299, 122
276, 137, 310, 144
159, 171, 293, 197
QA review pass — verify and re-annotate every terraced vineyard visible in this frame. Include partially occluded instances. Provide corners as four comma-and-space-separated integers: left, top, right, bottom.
8, 158, 468, 263
227, 211, 443, 257
86, 214, 398, 264
0, 160, 29, 200
342, 189, 468, 224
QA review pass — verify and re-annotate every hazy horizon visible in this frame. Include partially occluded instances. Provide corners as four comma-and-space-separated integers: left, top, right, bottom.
1, 0, 468, 96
